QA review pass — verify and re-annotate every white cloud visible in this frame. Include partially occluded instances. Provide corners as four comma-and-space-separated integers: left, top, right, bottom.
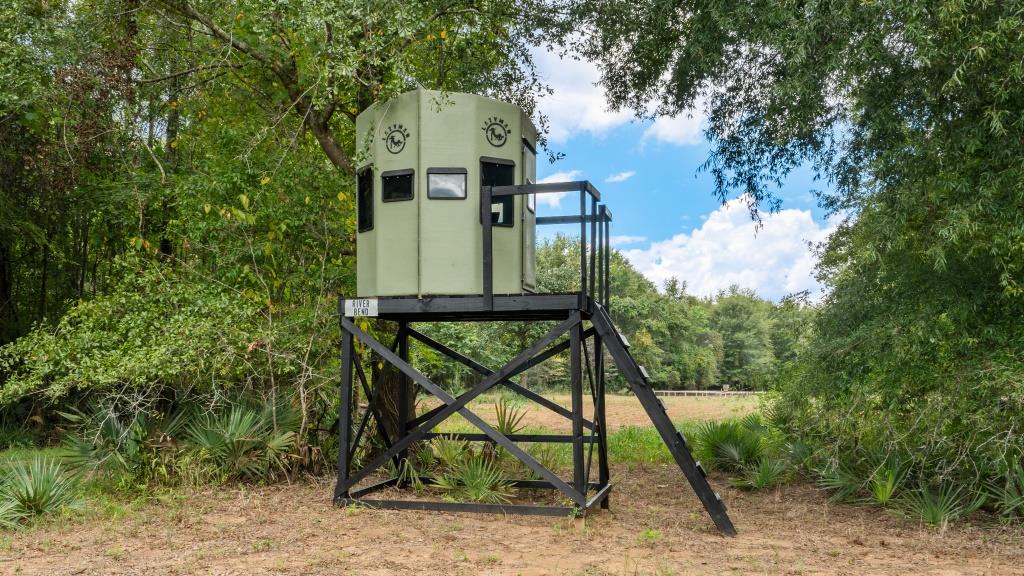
534, 48, 707, 146
605, 170, 636, 183
642, 112, 705, 146
537, 169, 582, 208
610, 235, 647, 246
622, 197, 839, 301
532, 49, 633, 143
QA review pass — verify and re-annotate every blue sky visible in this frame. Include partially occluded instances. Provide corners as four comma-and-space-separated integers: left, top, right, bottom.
530, 50, 838, 302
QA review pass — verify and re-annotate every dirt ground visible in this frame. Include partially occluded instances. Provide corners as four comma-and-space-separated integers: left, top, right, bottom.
435, 393, 759, 431
5, 467, 1023, 576
5, 393, 1021, 575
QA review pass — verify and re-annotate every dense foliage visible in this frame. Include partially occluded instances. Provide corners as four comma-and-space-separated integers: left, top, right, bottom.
561, 0, 1024, 509
0, 0, 556, 447
0, 260, 258, 405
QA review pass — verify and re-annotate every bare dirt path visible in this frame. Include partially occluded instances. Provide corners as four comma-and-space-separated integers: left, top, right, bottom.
5, 466, 1022, 575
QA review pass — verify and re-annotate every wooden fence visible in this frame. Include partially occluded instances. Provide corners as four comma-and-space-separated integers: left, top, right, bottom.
652, 390, 759, 397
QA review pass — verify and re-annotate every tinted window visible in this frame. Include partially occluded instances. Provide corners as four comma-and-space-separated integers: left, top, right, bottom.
481, 160, 515, 227
382, 169, 414, 202
357, 168, 373, 232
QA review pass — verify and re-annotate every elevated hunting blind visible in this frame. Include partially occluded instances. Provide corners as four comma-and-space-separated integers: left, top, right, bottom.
355, 89, 538, 297
336, 90, 736, 536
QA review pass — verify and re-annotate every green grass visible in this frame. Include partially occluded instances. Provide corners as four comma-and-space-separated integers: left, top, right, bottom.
434, 419, 700, 468
0, 447, 158, 530
437, 423, 701, 468
0, 427, 38, 451
610, 422, 701, 465
1, 447, 64, 465
638, 528, 663, 546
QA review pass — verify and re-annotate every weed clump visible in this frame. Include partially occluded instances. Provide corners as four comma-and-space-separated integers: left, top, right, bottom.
0, 457, 80, 527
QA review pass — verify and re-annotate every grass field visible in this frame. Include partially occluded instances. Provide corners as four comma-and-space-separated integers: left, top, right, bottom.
431, 391, 760, 432
3, 394, 1023, 575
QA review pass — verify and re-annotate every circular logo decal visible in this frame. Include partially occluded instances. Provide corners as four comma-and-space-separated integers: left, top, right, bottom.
482, 116, 510, 147
383, 124, 410, 154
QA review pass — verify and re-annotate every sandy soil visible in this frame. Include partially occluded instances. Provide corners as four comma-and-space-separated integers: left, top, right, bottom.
5, 466, 1023, 576
5, 394, 1019, 575
432, 393, 759, 432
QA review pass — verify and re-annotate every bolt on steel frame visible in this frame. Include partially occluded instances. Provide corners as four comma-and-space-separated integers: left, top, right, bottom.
335, 182, 736, 535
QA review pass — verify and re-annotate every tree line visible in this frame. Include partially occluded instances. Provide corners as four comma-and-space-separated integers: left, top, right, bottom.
412, 235, 812, 393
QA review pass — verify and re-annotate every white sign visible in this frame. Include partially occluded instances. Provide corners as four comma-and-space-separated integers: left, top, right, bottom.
344, 298, 378, 317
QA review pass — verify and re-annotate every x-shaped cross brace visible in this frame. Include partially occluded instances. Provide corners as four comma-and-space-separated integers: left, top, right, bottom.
335, 312, 587, 506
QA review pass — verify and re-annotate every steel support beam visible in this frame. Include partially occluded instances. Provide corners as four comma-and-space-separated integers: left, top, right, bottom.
570, 322, 585, 497
337, 313, 588, 506
333, 327, 354, 501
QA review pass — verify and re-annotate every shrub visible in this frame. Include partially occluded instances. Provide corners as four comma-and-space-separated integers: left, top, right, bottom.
772, 289, 1024, 524
61, 404, 190, 488
986, 460, 1024, 521
815, 463, 863, 503
0, 261, 259, 406
0, 498, 22, 529
868, 458, 909, 506
694, 420, 764, 472
0, 457, 80, 524
59, 393, 302, 488
734, 457, 789, 490
899, 483, 985, 529
783, 439, 814, 471
185, 403, 297, 483
430, 436, 468, 469
433, 453, 513, 504
494, 398, 527, 436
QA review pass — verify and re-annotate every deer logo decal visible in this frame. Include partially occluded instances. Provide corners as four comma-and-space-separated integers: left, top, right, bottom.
382, 124, 410, 154
482, 116, 510, 147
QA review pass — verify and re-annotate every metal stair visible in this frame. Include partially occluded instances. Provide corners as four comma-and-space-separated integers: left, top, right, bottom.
590, 303, 737, 536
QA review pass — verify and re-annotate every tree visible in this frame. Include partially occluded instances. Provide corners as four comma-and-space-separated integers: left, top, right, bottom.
1, 1, 142, 345
135, 0, 561, 442
709, 286, 774, 390
768, 292, 814, 366
529, 236, 721, 390
558, 0, 1024, 482
147, 0, 554, 173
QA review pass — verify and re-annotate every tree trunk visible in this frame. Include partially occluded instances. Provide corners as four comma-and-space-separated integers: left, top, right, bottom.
38, 230, 49, 320
160, 71, 180, 261
369, 354, 415, 449
77, 214, 89, 298
308, 117, 352, 173
0, 239, 15, 346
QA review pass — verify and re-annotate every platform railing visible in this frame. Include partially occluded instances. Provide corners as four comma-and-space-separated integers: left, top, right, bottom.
482, 181, 612, 311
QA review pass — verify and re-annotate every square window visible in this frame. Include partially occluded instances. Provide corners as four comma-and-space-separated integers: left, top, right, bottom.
428, 171, 467, 199
382, 169, 414, 202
